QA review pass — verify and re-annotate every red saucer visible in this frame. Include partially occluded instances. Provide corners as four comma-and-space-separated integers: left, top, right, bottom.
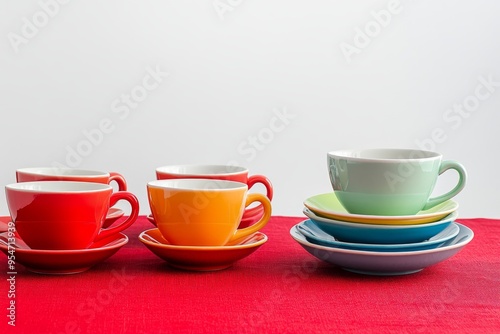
102, 207, 125, 228
0, 231, 128, 274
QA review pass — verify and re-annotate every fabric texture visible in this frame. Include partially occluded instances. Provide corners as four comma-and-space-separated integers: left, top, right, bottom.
1, 216, 499, 333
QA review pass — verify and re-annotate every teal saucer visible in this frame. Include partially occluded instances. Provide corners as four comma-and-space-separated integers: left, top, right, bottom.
303, 208, 458, 244
297, 219, 460, 252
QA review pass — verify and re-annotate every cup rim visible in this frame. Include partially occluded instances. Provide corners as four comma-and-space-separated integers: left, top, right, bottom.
327, 148, 441, 162
16, 167, 110, 177
155, 164, 247, 176
5, 181, 113, 193
147, 178, 248, 191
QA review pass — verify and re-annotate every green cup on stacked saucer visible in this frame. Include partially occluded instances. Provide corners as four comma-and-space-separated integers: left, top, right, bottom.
327, 148, 467, 216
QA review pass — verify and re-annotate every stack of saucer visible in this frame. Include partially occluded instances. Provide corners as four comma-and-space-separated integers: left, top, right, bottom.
291, 149, 474, 276
139, 165, 273, 271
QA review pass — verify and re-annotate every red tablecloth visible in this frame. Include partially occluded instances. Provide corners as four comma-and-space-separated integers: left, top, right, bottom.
1, 216, 499, 333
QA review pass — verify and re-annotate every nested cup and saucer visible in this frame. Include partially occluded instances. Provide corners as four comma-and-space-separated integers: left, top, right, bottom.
291, 148, 473, 275
141, 178, 272, 271
2, 181, 139, 274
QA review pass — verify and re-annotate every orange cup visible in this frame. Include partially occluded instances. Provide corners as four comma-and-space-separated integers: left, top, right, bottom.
155, 165, 273, 227
147, 179, 271, 246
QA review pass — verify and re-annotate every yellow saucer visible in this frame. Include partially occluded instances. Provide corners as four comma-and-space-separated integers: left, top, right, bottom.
304, 193, 458, 225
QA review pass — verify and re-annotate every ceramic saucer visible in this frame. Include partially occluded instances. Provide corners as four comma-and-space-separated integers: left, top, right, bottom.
146, 214, 156, 225
139, 228, 267, 271
290, 222, 473, 276
304, 193, 458, 225
239, 205, 265, 228
304, 208, 458, 244
297, 219, 460, 252
0, 231, 128, 274
238, 211, 262, 228
102, 208, 125, 228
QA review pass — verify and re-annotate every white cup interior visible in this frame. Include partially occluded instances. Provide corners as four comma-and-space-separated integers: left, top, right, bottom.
328, 149, 441, 161
6, 181, 112, 193
17, 167, 108, 177
156, 164, 246, 176
148, 179, 247, 191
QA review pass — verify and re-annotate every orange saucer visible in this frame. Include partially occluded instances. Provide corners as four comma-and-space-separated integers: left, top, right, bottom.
139, 228, 267, 271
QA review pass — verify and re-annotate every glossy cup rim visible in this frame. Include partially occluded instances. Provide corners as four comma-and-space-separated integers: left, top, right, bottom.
156, 164, 247, 176
327, 148, 441, 162
6, 181, 113, 193
147, 179, 248, 191
16, 167, 110, 177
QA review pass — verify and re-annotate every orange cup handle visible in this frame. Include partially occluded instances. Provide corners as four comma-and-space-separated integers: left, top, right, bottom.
229, 193, 272, 243
95, 191, 139, 241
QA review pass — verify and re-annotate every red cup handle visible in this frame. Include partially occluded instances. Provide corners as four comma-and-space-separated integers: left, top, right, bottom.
245, 175, 273, 217
247, 175, 273, 200
95, 191, 139, 241
109, 172, 127, 191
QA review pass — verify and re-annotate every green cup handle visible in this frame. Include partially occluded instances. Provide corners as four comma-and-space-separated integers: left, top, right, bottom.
422, 160, 467, 210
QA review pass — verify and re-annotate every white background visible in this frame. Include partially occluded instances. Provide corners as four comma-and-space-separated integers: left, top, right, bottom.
1, 0, 499, 218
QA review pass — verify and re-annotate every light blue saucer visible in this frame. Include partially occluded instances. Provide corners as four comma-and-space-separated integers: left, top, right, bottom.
297, 219, 460, 252
303, 208, 458, 244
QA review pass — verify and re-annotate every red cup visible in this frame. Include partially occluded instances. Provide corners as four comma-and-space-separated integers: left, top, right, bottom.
16, 167, 127, 191
5, 181, 139, 250
155, 165, 273, 227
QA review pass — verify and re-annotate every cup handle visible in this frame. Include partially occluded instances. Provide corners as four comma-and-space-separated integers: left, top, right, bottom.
244, 175, 273, 217
247, 175, 273, 200
422, 160, 467, 210
228, 193, 272, 243
95, 191, 139, 241
109, 172, 128, 191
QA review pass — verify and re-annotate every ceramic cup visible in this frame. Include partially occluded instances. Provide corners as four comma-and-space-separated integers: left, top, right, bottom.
16, 167, 127, 191
147, 179, 272, 246
327, 148, 467, 216
155, 165, 273, 227
5, 181, 139, 250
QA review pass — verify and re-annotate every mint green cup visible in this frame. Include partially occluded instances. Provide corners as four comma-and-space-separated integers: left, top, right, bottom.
327, 149, 467, 216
